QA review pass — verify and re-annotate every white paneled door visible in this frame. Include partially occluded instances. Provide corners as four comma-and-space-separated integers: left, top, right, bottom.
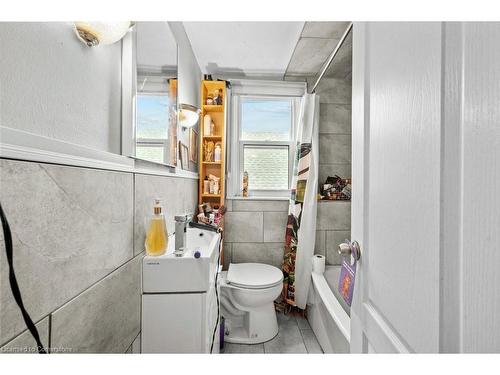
350, 22, 500, 353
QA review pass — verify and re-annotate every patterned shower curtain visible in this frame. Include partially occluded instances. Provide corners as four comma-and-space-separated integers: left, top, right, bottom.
282, 93, 319, 309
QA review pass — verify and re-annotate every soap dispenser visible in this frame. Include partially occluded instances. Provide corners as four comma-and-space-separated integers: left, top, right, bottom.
145, 199, 168, 256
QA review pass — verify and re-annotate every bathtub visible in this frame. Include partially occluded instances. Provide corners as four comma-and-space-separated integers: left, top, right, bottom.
307, 265, 350, 353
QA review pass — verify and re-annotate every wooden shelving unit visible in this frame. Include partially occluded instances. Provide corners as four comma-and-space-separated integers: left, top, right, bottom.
198, 80, 227, 266
198, 79, 227, 209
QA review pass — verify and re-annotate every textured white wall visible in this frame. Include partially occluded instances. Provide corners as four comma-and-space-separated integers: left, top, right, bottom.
169, 22, 202, 172
169, 22, 202, 108
0, 22, 122, 154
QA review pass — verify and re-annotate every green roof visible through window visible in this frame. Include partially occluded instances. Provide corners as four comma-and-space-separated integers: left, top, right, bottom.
243, 146, 289, 190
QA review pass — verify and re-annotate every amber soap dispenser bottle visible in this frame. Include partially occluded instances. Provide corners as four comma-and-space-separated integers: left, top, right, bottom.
145, 199, 168, 256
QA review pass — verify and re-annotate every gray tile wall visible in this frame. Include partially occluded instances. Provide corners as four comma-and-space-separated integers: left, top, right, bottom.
134, 173, 198, 255
0, 159, 198, 353
223, 199, 288, 269
285, 22, 351, 79
313, 57, 352, 265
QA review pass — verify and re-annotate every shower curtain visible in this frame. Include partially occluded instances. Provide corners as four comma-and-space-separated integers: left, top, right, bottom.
282, 93, 319, 309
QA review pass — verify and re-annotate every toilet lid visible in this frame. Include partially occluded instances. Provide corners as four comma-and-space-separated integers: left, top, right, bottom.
227, 263, 283, 289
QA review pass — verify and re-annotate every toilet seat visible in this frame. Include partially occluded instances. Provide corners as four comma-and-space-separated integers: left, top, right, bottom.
226, 263, 283, 289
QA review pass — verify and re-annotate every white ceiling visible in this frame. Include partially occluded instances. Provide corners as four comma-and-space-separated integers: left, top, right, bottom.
183, 22, 305, 79
136, 22, 177, 72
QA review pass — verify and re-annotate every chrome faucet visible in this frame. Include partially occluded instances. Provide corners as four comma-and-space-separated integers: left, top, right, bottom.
174, 214, 191, 255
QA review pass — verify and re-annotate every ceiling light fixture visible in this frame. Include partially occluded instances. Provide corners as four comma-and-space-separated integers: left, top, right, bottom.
74, 22, 132, 47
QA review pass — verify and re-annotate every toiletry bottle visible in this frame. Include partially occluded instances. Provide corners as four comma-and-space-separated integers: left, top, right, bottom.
203, 176, 210, 194
145, 199, 168, 256
214, 143, 221, 162
204, 114, 212, 136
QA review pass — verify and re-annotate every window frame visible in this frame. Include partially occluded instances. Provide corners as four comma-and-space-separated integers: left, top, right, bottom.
135, 91, 171, 165
229, 93, 301, 199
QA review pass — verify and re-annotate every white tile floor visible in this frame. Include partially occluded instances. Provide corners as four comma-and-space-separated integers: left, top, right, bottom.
222, 312, 323, 354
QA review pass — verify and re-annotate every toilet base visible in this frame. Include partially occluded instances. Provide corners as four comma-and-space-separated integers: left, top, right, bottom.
223, 302, 279, 344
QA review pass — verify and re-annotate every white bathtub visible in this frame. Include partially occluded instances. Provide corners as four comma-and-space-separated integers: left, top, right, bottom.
307, 265, 350, 353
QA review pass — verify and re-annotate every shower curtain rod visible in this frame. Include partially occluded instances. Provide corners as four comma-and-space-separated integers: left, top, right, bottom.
309, 22, 353, 94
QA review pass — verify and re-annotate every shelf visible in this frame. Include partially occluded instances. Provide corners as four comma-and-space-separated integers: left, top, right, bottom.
203, 161, 221, 165
202, 135, 222, 140
202, 80, 226, 91
201, 193, 221, 198
203, 105, 223, 112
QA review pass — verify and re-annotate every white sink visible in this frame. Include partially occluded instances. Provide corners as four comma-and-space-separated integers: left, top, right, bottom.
142, 227, 221, 293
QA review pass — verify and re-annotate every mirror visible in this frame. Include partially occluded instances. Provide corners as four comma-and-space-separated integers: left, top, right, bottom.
134, 22, 178, 166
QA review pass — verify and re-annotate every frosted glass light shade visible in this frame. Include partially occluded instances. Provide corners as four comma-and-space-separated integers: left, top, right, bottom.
178, 103, 201, 129
74, 22, 132, 47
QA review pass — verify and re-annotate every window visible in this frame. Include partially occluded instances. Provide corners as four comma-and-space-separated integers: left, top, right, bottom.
239, 97, 293, 192
229, 88, 302, 198
135, 93, 170, 164
243, 145, 289, 190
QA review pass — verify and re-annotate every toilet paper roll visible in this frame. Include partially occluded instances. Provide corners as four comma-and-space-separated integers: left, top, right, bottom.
312, 254, 326, 274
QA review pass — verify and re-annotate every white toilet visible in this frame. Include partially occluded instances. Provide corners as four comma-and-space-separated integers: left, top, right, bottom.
220, 263, 283, 344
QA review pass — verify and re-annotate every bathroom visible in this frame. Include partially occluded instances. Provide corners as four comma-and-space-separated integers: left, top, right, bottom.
1, 1, 500, 372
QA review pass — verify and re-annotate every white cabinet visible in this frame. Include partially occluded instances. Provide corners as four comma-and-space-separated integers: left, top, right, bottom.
141, 228, 221, 353
141, 285, 219, 353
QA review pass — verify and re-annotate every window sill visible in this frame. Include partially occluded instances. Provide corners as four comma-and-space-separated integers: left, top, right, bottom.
226, 195, 290, 201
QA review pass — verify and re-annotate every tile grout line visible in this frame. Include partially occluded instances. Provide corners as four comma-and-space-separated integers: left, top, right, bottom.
297, 323, 309, 354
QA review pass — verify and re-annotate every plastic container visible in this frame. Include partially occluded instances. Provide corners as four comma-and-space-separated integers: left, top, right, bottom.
145, 199, 168, 256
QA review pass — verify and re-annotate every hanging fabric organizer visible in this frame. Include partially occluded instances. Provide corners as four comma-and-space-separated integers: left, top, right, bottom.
282, 93, 319, 309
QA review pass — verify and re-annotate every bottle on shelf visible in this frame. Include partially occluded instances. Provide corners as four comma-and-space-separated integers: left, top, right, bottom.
203, 176, 210, 194
204, 114, 212, 136
214, 143, 221, 162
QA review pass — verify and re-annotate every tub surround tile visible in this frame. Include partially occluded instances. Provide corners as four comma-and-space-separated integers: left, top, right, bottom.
263, 212, 288, 243
224, 212, 263, 243
316, 201, 351, 231
319, 134, 352, 165
231, 200, 288, 212
301, 329, 323, 353
0, 160, 133, 345
0, 316, 49, 354
50, 255, 142, 353
301, 22, 351, 39
319, 104, 352, 134
326, 230, 351, 265
231, 243, 283, 269
314, 77, 351, 105
324, 35, 352, 80
134, 174, 198, 255
224, 199, 233, 212
286, 37, 340, 77
315, 230, 326, 256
